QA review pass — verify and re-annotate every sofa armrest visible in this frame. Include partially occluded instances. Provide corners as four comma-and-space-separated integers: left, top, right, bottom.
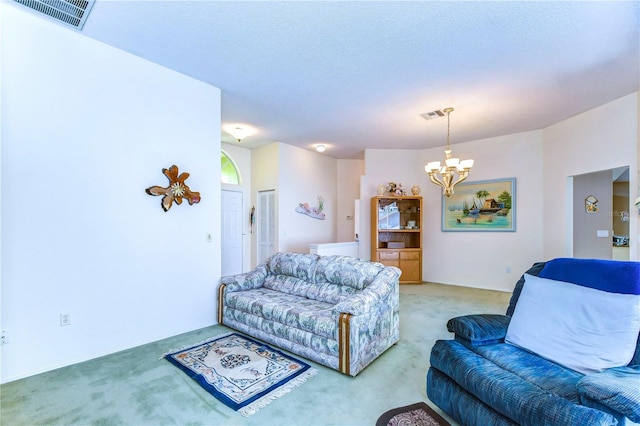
577, 366, 640, 423
446, 314, 511, 347
332, 266, 400, 316
220, 264, 268, 292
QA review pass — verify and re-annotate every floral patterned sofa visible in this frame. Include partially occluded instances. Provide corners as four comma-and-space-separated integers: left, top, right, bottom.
217, 252, 401, 376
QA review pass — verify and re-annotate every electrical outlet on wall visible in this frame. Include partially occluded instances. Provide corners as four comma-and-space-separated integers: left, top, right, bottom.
1, 330, 10, 344
60, 313, 71, 326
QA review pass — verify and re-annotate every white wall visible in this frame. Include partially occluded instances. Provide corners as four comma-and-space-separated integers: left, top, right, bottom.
278, 143, 337, 253
543, 93, 638, 261
336, 159, 364, 242
250, 143, 338, 264
362, 131, 544, 292
222, 143, 252, 272
425, 132, 544, 291
1, 5, 221, 383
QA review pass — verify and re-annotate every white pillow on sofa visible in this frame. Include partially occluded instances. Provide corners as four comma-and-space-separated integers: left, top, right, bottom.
505, 273, 640, 375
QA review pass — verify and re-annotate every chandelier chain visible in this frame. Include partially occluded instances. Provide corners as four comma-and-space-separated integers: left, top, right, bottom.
443, 107, 454, 151
446, 110, 451, 150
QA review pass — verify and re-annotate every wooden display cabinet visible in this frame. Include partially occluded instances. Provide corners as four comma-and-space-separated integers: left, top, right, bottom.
371, 196, 422, 284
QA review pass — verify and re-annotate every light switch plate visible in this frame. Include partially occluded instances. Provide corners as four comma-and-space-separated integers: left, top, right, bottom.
596, 230, 609, 238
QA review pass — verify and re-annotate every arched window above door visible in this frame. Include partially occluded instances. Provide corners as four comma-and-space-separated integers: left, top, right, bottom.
221, 150, 240, 185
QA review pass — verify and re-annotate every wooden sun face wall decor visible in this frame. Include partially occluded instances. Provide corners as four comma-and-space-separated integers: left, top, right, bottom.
146, 165, 201, 212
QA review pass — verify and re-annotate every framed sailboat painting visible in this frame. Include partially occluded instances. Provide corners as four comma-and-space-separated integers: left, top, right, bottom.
442, 178, 516, 232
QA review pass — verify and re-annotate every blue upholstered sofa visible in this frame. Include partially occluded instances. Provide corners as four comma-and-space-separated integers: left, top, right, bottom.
427, 258, 640, 426
218, 252, 400, 376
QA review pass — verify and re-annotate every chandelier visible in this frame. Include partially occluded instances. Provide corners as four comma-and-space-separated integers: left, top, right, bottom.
424, 107, 474, 197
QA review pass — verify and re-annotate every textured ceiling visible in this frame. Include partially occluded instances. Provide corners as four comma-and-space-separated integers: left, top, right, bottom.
75, 1, 640, 158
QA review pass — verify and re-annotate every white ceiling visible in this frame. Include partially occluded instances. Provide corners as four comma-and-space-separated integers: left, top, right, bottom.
65, 1, 640, 158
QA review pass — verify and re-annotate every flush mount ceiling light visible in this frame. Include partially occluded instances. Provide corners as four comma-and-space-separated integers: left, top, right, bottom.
315, 144, 326, 153
224, 124, 256, 143
424, 107, 474, 197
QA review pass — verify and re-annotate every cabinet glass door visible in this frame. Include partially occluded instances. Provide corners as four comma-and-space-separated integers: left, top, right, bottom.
378, 202, 400, 229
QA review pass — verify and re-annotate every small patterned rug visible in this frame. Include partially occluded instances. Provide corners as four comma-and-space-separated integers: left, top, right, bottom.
376, 402, 451, 426
163, 332, 317, 416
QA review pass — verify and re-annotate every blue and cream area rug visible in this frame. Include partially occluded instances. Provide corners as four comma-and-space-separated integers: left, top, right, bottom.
163, 332, 317, 416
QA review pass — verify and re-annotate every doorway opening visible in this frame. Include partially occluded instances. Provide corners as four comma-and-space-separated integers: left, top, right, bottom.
572, 166, 629, 260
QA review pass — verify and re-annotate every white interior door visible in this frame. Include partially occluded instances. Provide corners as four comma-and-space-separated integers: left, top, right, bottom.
258, 190, 276, 264
221, 190, 243, 276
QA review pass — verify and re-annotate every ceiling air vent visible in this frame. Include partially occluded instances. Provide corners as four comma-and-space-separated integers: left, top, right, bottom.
12, 0, 95, 30
420, 110, 446, 120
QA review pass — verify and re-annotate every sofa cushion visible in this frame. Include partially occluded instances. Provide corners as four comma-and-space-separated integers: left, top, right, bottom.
223, 287, 339, 339
223, 309, 339, 358
430, 340, 615, 425
262, 274, 358, 305
577, 366, 640, 423
447, 314, 511, 347
470, 342, 583, 402
314, 255, 385, 290
266, 252, 320, 281
505, 273, 640, 374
